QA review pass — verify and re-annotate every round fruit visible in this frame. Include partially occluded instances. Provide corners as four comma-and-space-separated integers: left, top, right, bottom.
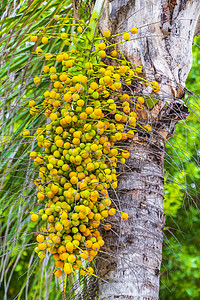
130, 27, 138, 34
31, 214, 39, 222
42, 37, 48, 44
121, 212, 129, 220
103, 30, 111, 38
54, 269, 62, 277
123, 33, 131, 40
31, 35, 37, 42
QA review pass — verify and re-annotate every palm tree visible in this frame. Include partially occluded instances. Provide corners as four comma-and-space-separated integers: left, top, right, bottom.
98, 1, 200, 299
97, 1, 200, 299
0, 1, 199, 299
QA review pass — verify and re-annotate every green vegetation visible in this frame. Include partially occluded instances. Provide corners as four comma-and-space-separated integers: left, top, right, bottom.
160, 36, 200, 299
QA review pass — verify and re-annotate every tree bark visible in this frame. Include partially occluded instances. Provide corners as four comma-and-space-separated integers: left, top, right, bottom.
97, 0, 200, 299
98, 138, 165, 299
100, 0, 200, 100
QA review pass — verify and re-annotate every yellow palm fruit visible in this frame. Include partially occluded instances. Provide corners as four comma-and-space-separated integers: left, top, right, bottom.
122, 94, 129, 101
78, 75, 87, 84
101, 210, 108, 218
43, 66, 49, 73
60, 253, 69, 261
38, 243, 47, 251
55, 139, 64, 147
34, 77, 41, 84
61, 32, 68, 39
98, 239, 105, 247
91, 144, 98, 151
119, 65, 128, 73
29, 100, 36, 107
114, 81, 121, 89
60, 73, 68, 81
151, 81, 160, 92
36, 48, 43, 55
80, 269, 86, 275
31, 214, 39, 222
80, 251, 89, 260
56, 261, 64, 268
79, 224, 86, 233
115, 114, 122, 122
56, 54, 63, 62
79, 212, 86, 220
144, 124, 151, 132
77, 99, 84, 107
90, 191, 99, 202
54, 81, 61, 89
122, 151, 130, 158
65, 115, 72, 123
57, 245, 66, 254
30, 35, 37, 42
98, 42, 106, 50
52, 236, 61, 244
50, 66, 56, 74
64, 263, 72, 274
120, 157, 125, 164
99, 50, 106, 58
115, 132, 122, 140
137, 96, 145, 104
68, 254, 77, 263
86, 163, 95, 172
38, 251, 46, 259
36, 234, 44, 243
90, 82, 98, 90
94, 108, 102, 116
30, 151, 37, 159
77, 26, 83, 33
104, 223, 111, 230
110, 50, 118, 57
86, 267, 94, 274
66, 242, 73, 252
123, 33, 130, 40
130, 27, 138, 34
50, 113, 57, 121
49, 90, 56, 98
66, 60, 73, 68
42, 37, 48, 44
122, 212, 129, 220
80, 112, 87, 120
103, 30, 111, 38
55, 222, 63, 232
72, 138, 80, 145
35, 156, 43, 163
54, 269, 62, 277
23, 129, 30, 136
136, 103, 143, 111
92, 91, 99, 100
48, 215, 54, 222
45, 53, 53, 60
37, 192, 45, 200
109, 208, 116, 216
123, 106, 130, 113
85, 240, 93, 248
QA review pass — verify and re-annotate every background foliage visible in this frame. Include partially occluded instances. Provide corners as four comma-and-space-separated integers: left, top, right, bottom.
0, 1, 199, 299
160, 36, 200, 299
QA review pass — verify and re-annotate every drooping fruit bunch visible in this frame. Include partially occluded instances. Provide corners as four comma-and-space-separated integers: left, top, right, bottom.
26, 18, 159, 278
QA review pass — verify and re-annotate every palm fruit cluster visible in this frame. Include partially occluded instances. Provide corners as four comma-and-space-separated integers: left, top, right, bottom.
27, 19, 159, 278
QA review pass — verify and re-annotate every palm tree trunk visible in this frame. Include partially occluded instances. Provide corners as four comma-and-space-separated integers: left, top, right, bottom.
98, 138, 165, 299
97, 0, 200, 299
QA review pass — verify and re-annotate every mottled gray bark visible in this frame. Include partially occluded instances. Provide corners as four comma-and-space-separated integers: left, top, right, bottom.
98, 139, 165, 300
100, 0, 200, 100
97, 1, 200, 299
